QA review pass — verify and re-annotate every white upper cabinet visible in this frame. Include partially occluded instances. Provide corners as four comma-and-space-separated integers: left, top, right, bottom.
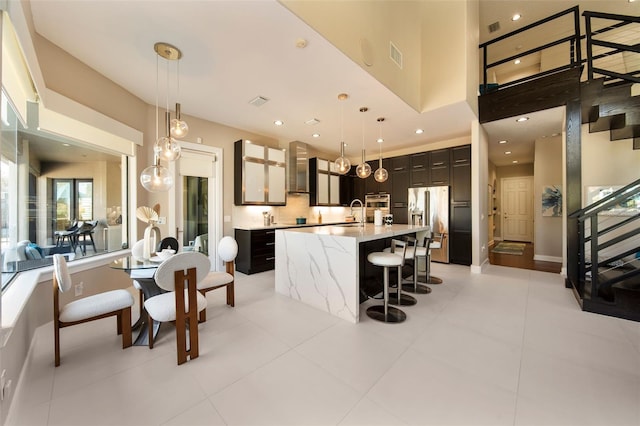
309, 157, 342, 206
234, 140, 286, 206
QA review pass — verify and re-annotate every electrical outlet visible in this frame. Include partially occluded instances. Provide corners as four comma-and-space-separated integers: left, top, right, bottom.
157, 216, 166, 224
75, 282, 83, 297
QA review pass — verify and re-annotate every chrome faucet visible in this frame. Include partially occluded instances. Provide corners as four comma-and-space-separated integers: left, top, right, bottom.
350, 199, 364, 225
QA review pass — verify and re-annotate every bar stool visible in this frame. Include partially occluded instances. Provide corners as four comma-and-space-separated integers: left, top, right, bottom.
404, 237, 432, 294
366, 240, 408, 323
426, 233, 444, 284
383, 237, 417, 306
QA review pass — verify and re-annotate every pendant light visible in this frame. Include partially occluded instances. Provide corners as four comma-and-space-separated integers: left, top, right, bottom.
141, 42, 186, 192
334, 93, 351, 174
140, 155, 174, 192
170, 57, 189, 139
355, 107, 371, 179
374, 117, 388, 183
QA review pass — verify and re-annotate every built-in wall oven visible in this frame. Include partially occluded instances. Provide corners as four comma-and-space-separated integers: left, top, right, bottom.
365, 194, 390, 223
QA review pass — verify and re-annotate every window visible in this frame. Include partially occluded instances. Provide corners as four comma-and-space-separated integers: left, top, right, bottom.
1, 90, 130, 290
52, 179, 94, 233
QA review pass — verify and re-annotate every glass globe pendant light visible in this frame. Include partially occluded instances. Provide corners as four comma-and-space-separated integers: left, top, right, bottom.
355, 107, 371, 179
334, 93, 351, 175
170, 103, 189, 138
374, 117, 388, 183
140, 154, 174, 192
141, 42, 187, 192
169, 60, 189, 138
156, 111, 181, 161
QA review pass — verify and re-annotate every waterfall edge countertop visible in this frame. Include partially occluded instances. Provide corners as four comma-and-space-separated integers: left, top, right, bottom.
274, 224, 430, 323
234, 221, 352, 231
276, 223, 430, 243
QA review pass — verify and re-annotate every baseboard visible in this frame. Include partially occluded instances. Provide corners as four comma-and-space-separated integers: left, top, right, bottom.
471, 258, 489, 274
494, 237, 503, 242
533, 254, 562, 263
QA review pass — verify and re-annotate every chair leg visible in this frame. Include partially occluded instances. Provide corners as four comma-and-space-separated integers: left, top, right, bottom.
54, 320, 61, 367
147, 311, 155, 349
138, 289, 144, 320
121, 308, 132, 348
117, 311, 122, 335
198, 290, 207, 323
89, 233, 96, 253
227, 282, 235, 307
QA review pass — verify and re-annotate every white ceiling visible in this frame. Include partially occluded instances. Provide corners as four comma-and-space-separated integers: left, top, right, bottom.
26, 0, 638, 166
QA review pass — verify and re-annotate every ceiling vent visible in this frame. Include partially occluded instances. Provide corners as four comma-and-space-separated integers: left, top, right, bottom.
305, 118, 320, 125
249, 96, 269, 107
389, 41, 403, 69
488, 21, 501, 33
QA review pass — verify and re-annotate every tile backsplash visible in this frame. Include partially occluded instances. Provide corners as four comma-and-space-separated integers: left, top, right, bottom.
232, 194, 348, 227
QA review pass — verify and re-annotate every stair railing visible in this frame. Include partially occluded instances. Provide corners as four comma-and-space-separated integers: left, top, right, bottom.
583, 11, 640, 86
569, 178, 640, 301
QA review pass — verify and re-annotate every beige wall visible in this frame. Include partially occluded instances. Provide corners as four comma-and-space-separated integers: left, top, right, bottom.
488, 161, 497, 244
581, 127, 640, 196
534, 135, 563, 260
282, 0, 423, 111
472, 120, 490, 270
282, 0, 478, 115
493, 163, 534, 240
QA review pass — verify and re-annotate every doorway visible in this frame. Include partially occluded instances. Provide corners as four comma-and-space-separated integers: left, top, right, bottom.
168, 141, 223, 271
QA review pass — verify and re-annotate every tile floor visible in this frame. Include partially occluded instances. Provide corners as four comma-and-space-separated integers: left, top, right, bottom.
6, 263, 640, 426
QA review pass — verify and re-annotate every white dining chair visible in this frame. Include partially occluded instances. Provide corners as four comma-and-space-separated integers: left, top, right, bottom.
53, 254, 134, 366
197, 236, 238, 322
144, 252, 210, 365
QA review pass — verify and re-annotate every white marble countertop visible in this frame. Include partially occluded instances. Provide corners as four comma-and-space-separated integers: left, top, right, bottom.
234, 221, 352, 231
277, 223, 430, 243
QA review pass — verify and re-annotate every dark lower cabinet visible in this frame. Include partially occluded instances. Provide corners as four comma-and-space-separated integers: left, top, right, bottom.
449, 231, 471, 266
235, 228, 276, 274
450, 202, 472, 265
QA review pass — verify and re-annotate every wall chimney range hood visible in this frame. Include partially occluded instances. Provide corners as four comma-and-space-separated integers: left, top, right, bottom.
288, 141, 309, 193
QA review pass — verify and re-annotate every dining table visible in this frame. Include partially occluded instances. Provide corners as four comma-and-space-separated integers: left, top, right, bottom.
109, 255, 165, 346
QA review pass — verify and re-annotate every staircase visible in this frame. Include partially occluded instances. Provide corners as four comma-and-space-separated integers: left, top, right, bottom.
569, 179, 640, 321
581, 79, 640, 149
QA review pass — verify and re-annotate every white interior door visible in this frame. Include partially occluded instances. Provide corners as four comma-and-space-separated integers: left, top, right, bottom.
501, 176, 533, 242
169, 142, 222, 270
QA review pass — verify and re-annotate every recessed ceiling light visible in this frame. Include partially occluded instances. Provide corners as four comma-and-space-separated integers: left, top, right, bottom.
516, 116, 529, 122
312, 133, 320, 138
62, 143, 70, 147
505, 151, 512, 155
415, 129, 424, 134
274, 120, 284, 126
377, 138, 384, 143
514, 59, 521, 65
512, 160, 519, 164
499, 140, 507, 144
512, 13, 521, 21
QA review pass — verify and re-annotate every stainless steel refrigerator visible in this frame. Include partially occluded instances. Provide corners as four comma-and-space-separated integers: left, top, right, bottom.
408, 186, 449, 263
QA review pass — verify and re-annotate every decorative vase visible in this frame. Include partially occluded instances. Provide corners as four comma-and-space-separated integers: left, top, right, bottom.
143, 222, 161, 260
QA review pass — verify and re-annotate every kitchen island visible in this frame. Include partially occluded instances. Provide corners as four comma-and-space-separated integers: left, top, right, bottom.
275, 224, 430, 323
